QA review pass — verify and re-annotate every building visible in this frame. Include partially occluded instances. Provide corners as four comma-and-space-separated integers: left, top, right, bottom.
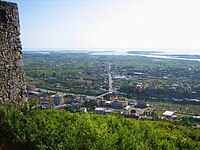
106, 101, 112, 106
124, 114, 140, 120
124, 105, 131, 110
77, 78, 84, 84
49, 94, 64, 107
53, 83, 61, 88
76, 95, 87, 101
163, 111, 174, 117
95, 107, 105, 114
134, 101, 148, 108
80, 107, 87, 113
99, 100, 112, 107
163, 111, 175, 122
112, 100, 128, 109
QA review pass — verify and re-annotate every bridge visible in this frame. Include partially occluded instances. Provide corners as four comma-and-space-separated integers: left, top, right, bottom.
95, 91, 113, 99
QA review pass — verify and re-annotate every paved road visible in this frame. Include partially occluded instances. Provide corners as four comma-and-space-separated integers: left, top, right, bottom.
108, 63, 113, 92
94, 63, 113, 99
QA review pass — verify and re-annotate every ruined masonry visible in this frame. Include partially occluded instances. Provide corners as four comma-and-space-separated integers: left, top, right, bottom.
0, 1, 27, 106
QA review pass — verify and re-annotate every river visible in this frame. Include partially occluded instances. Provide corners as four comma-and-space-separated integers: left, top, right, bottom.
90, 50, 200, 62
36, 88, 95, 99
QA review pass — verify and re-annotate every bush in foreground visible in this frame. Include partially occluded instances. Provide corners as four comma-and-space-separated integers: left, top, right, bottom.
0, 106, 199, 150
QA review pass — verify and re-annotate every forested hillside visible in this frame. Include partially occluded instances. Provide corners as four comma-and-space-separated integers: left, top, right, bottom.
0, 106, 199, 150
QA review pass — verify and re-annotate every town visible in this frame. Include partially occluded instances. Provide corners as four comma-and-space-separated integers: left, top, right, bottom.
23, 51, 200, 102
1, 1, 200, 149
27, 83, 200, 127
24, 51, 200, 127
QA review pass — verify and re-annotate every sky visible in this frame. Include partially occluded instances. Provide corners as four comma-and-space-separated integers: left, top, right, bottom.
9, 0, 200, 52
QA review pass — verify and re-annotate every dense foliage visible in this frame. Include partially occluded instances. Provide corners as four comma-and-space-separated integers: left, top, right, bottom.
0, 106, 199, 150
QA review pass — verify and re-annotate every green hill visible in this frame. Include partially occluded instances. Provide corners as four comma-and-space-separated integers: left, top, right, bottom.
0, 106, 199, 150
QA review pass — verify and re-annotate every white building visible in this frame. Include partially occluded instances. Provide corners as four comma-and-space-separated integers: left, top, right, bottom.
163, 111, 174, 117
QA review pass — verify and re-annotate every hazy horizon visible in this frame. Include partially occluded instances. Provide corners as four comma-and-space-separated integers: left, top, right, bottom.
23, 48, 200, 55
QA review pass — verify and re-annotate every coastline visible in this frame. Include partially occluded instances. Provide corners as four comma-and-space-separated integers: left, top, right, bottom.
23, 49, 200, 62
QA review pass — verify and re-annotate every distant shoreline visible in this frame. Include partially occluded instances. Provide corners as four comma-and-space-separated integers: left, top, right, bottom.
23, 48, 200, 54
23, 49, 200, 62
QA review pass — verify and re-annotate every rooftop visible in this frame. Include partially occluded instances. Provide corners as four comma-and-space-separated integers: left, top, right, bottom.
95, 107, 105, 111
50, 94, 64, 97
163, 111, 174, 116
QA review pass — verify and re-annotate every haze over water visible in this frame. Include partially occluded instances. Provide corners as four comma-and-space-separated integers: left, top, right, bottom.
24, 48, 200, 55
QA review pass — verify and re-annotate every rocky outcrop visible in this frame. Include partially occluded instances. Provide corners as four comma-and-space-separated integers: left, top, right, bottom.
0, 1, 27, 106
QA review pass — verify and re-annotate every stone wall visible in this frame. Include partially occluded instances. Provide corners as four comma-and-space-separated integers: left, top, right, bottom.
0, 1, 26, 106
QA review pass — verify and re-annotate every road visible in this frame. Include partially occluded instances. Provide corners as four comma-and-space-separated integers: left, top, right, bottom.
94, 63, 113, 99
94, 63, 114, 99
108, 63, 113, 93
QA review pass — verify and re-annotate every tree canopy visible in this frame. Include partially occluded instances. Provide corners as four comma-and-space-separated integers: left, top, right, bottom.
0, 106, 199, 150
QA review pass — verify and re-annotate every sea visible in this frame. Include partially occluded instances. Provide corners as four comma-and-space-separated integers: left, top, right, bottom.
23, 48, 200, 62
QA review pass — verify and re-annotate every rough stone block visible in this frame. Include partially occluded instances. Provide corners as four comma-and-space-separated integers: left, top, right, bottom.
0, 1, 27, 106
